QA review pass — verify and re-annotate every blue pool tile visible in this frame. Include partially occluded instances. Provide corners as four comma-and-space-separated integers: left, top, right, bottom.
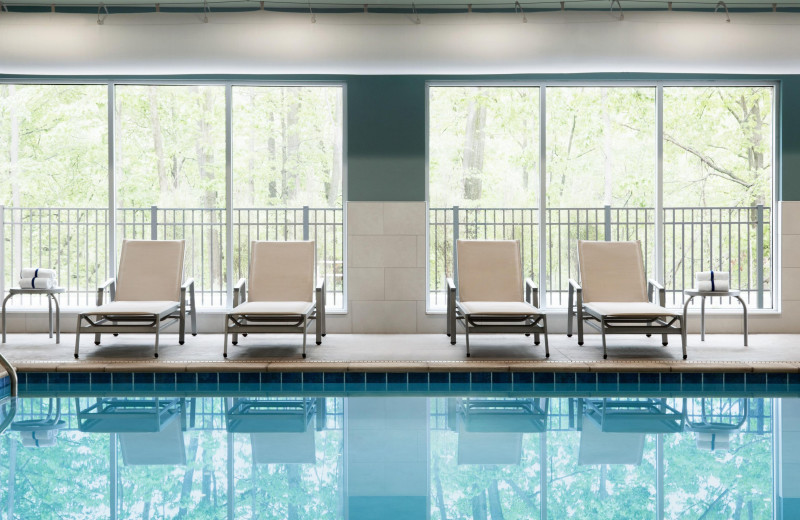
767, 373, 788, 392
408, 373, 429, 392
471, 372, 491, 392
133, 373, 155, 392
26, 373, 47, 391
239, 373, 260, 392
155, 373, 177, 392
746, 373, 767, 392
555, 373, 575, 392
323, 372, 344, 392
491, 372, 511, 391
512, 372, 533, 392
91, 373, 111, 391
724, 373, 745, 392
197, 373, 219, 391
176, 373, 197, 390
345, 373, 366, 392
366, 373, 387, 392
112, 372, 133, 392
660, 373, 680, 392
429, 373, 449, 391
681, 373, 702, 391
282, 373, 302, 392
789, 373, 800, 393
304, 372, 324, 392
576, 373, 597, 392
639, 373, 660, 392
597, 373, 618, 392
16, 372, 27, 390
262, 372, 282, 391
534, 372, 555, 392
219, 373, 239, 391
618, 373, 638, 391
386, 373, 407, 392
450, 373, 470, 392
48, 372, 68, 388
703, 373, 724, 392
69, 373, 91, 391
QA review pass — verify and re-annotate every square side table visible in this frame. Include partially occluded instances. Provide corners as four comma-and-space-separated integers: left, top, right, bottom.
2, 287, 66, 344
682, 289, 748, 346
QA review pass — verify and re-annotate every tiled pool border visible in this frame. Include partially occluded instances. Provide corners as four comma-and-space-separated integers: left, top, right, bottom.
8, 370, 800, 397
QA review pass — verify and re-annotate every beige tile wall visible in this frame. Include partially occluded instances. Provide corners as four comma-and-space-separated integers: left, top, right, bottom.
3, 200, 795, 335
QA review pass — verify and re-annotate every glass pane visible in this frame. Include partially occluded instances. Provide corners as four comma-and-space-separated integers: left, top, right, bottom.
545, 87, 656, 307
115, 85, 226, 307
0, 84, 109, 307
231, 86, 344, 309
663, 86, 773, 308
428, 86, 540, 308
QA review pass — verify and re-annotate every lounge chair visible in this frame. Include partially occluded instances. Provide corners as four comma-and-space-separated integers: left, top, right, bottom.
74, 239, 196, 358
447, 240, 549, 358
224, 240, 325, 359
568, 240, 686, 359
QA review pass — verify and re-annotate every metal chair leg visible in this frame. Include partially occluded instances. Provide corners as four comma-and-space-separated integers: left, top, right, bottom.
542, 316, 550, 358
154, 321, 160, 358
601, 317, 607, 359
302, 316, 308, 359
74, 315, 82, 358
464, 321, 470, 357
315, 306, 322, 346
223, 317, 230, 358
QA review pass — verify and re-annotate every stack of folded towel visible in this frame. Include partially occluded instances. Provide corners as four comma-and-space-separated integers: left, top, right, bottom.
19, 268, 58, 290
20, 430, 58, 448
695, 271, 729, 292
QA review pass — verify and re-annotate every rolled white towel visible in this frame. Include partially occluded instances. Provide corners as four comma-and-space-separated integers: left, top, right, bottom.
19, 268, 57, 279
695, 271, 730, 282
21, 430, 58, 448
18, 278, 56, 290
697, 280, 730, 292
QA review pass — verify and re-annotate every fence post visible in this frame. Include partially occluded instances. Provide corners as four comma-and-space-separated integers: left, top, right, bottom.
150, 205, 158, 240
604, 204, 612, 241
452, 206, 459, 292
303, 206, 310, 241
0, 205, 4, 298
757, 204, 764, 309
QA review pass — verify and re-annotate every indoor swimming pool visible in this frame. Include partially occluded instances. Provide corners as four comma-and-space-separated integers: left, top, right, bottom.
0, 371, 794, 519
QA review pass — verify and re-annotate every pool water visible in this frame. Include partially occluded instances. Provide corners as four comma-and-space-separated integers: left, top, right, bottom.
0, 379, 790, 519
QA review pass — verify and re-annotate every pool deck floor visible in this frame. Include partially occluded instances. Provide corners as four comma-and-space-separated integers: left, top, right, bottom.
1, 332, 798, 373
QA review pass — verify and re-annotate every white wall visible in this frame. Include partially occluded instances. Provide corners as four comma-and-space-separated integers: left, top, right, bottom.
1, 11, 800, 75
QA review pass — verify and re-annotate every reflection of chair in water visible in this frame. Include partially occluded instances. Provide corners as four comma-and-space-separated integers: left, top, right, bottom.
684, 398, 748, 452
577, 398, 685, 465
449, 398, 548, 465
11, 397, 66, 447
75, 397, 189, 465
225, 398, 322, 464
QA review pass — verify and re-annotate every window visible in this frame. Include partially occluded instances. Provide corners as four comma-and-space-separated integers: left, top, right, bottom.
427, 83, 775, 310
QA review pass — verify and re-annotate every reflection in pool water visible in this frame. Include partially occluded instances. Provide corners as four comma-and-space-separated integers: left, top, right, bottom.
0, 395, 780, 519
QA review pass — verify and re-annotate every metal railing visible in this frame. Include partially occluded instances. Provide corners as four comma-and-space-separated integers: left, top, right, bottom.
429, 205, 770, 309
1, 205, 344, 309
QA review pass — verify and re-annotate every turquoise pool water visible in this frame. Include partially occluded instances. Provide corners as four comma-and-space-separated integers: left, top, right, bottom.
0, 372, 794, 519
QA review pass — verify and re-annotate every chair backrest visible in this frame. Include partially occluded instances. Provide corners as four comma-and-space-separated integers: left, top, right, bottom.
577, 240, 648, 304
115, 240, 185, 302
248, 241, 315, 302
456, 240, 523, 303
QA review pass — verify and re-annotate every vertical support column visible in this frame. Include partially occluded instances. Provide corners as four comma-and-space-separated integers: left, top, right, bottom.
227, 431, 235, 519
655, 84, 665, 285
656, 433, 664, 520
303, 205, 310, 241
538, 86, 548, 305
604, 205, 612, 241
757, 204, 764, 309
1, 205, 5, 299
452, 205, 459, 293
540, 431, 548, 520
107, 83, 117, 279
110, 432, 118, 520
150, 205, 158, 240
225, 84, 234, 307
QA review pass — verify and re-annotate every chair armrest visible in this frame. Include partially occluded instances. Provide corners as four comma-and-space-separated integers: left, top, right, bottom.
181, 278, 195, 310
568, 279, 582, 293
182, 278, 195, 291
648, 279, 665, 306
233, 278, 246, 307
446, 278, 456, 292
316, 277, 326, 291
525, 278, 539, 307
97, 278, 116, 306
316, 277, 325, 306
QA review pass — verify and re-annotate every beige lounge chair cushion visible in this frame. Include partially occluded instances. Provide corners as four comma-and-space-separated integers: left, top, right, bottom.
459, 301, 541, 316
248, 241, 314, 303
231, 301, 314, 316
578, 240, 648, 304
457, 240, 524, 303
584, 302, 679, 318
116, 240, 186, 302
87, 301, 179, 317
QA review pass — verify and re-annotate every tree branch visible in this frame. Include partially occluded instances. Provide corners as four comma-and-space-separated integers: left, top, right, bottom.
663, 133, 753, 189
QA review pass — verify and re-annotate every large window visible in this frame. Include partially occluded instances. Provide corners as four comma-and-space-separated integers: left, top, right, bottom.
1, 82, 345, 309
428, 83, 775, 310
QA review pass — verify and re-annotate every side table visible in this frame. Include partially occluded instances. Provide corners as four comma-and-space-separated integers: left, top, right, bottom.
682, 289, 747, 346
2, 287, 66, 344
